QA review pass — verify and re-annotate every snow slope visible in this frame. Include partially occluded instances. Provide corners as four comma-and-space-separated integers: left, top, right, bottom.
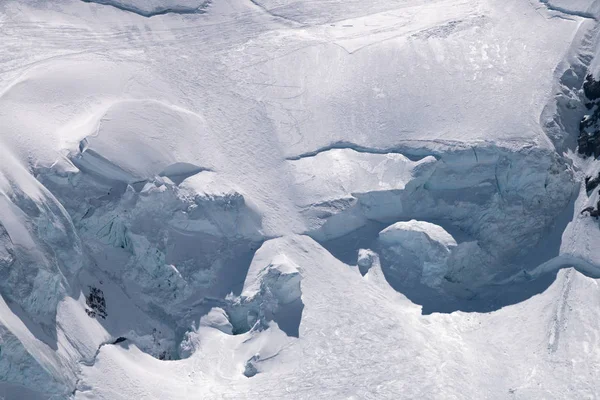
1, 0, 600, 398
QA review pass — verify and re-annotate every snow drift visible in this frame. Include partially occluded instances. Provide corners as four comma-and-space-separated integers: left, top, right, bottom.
1, 0, 600, 398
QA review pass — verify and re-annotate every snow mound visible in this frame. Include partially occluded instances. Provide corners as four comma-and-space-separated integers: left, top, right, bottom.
179, 307, 233, 358
379, 220, 457, 249
0, 56, 173, 168
379, 220, 457, 287
199, 307, 233, 334
229, 254, 304, 337
242, 254, 302, 303
75, 100, 214, 183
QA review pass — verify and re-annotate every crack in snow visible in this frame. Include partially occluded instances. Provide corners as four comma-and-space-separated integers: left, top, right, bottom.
80, 0, 211, 18
285, 141, 437, 161
247, 0, 305, 26
538, 0, 597, 20
548, 269, 573, 353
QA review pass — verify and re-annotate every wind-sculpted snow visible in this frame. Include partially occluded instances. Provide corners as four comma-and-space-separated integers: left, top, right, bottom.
1, 0, 600, 397
74, 100, 215, 183
72, 237, 600, 399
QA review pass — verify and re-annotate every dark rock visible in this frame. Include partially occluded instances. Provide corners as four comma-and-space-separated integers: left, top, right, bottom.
85, 286, 107, 319
584, 74, 600, 101
112, 337, 127, 344
580, 199, 600, 218
585, 173, 600, 192
578, 75, 600, 158
581, 206, 595, 215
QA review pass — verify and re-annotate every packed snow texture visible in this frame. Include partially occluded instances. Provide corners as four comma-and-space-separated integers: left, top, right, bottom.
1, 0, 600, 398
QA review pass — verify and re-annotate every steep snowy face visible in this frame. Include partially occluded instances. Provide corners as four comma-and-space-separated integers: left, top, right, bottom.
0, 149, 82, 325
0, 0, 599, 398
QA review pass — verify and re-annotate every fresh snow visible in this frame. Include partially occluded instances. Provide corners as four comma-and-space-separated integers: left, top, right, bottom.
1, 0, 600, 398
379, 220, 457, 249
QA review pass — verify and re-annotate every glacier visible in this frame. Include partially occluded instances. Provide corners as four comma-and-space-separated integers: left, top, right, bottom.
1, 0, 600, 398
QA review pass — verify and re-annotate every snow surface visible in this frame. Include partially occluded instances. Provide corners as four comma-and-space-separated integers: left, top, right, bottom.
1, 0, 600, 398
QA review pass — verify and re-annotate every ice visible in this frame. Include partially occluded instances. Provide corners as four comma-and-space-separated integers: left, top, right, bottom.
1, 0, 600, 398
72, 238, 600, 399
378, 220, 456, 287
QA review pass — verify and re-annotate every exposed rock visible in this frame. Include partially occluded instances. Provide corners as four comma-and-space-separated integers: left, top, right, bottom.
578, 75, 600, 158
584, 73, 600, 101
85, 286, 107, 319
585, 173, 600, 192
581, 200, 600, 218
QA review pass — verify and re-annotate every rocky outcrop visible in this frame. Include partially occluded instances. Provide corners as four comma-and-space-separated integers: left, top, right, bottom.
85, 287, 107, 319
579, 75, 600, 157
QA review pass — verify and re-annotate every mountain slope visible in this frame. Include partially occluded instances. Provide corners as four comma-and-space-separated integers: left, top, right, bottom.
1, 0, 600, 398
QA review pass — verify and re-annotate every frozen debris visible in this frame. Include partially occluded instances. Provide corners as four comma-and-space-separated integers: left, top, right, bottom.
243, 355, 260, 378
357, 248, 377, 276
